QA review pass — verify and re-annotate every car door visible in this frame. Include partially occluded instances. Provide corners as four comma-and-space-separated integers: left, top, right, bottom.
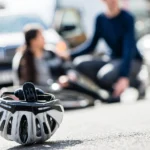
53, 8, 86, 48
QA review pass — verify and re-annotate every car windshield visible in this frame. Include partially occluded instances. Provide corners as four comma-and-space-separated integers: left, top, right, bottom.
0, 14, 49, 33
0, 0, 56, 27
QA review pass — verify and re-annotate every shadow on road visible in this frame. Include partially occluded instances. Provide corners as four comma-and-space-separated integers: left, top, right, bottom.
8, 140, 83, 150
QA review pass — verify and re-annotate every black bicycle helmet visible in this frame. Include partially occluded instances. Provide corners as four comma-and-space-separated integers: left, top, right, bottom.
0, 82, 64, 145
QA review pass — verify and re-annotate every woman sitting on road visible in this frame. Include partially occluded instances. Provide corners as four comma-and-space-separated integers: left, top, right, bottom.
13, 24, 65, 86
59, 0, 145, 99
12, 24, 102, 101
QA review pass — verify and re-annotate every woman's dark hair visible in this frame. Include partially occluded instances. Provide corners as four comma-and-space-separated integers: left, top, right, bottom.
19, 24, 42, 83
24, 24, 42, 46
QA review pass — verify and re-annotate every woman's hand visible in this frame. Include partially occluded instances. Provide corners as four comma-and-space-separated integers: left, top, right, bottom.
113, 77, 129, 97
55, 50, 71, 60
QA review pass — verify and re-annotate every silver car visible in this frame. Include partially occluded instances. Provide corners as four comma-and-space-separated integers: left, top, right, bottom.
0, 12, 68, 86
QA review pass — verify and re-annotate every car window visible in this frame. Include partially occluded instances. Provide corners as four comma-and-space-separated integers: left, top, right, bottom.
0, 15, 48, 33
61, 9, 82, 37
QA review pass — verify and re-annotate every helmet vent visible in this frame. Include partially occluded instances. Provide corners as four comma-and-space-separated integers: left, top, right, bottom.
43, 123, 49, 134
46, 114, 56, 132
0, 111, 3, 121
36, 119, 41, 137
19, 115, 28, 144
0, 120, 5, 131
7, 117, 13, 135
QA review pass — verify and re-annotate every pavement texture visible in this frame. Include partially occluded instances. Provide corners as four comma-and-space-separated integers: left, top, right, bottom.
1, 97, 150, 150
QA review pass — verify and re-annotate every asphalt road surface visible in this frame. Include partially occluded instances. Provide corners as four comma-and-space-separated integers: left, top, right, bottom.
1, 94, 150, 150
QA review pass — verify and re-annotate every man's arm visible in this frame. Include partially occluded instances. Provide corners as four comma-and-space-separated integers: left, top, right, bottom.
119, 15, 136, 78
113, 15, 136, 97
70, 16, 101, 59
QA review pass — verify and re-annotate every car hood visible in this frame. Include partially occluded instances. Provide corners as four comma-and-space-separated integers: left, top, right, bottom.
0, 29, 62, 47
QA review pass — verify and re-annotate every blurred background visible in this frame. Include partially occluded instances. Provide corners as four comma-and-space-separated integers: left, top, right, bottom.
0, 0, 150, 88
1, 1, 150, 149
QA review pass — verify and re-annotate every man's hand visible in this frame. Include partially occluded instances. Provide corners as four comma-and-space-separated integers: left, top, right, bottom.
58, 76, 69, 88
113, 77, 129, 97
